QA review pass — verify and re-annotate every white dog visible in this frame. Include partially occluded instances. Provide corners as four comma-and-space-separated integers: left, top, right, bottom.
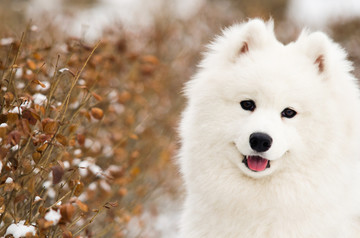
178, 19, 360, 237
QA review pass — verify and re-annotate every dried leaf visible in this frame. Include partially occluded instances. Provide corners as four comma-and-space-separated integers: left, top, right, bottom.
32, 79, 46, 88
7, 113, 18, 125
0, 127, 6, 137
74, 181, 84, 197
7, 130, 21, 145
27, 59, 37, 70
32, 152, 41, 164
118, 187, 127, 197
132, 204, 143, 216
140, 64, 156, 75
129, 133, 138, 140
91, 92, 103, 101
118, 91, 131, 103
130, 167, 140, 177
60, 204, 75, 223
42, 118, 58, 134
104, 201, 118, 209
75, 199, 88, 212
4, 92, 14, 104
19, 118, 31, 134
27, 177, 36, 193
90, 107, 104, 120
77, 134, 85, 146
68, 139, 76, 147
22, 109, 40, 125
0, 114, 7, 124
21, 158, 32, 173
52, 165, 64, 184
33, 52, 43, 60
37, 218, 53, 230
62, 230, 73, 238
141, 55, 159, 65
36, 143, 48, 153
69, 124, 78, 134
15, 194, 26, 203
56, 134, 68, 146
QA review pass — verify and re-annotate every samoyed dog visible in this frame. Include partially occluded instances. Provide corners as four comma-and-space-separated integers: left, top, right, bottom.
178, 19, 360, 237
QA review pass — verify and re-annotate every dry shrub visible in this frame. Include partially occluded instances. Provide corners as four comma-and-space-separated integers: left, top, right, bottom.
0, 20, 182, 237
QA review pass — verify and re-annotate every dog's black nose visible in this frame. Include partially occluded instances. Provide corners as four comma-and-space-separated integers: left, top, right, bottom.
249, 132, 272, 152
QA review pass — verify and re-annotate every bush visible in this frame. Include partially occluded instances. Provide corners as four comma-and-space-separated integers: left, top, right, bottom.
0, 23, 180, 237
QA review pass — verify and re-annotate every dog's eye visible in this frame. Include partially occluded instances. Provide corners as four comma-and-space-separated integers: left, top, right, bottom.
281, 108, 297, 118
240, 100, 256, 112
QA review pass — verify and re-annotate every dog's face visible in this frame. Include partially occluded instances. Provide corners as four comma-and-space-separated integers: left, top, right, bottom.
229, 47, 327, 178
182, 19, 357, 180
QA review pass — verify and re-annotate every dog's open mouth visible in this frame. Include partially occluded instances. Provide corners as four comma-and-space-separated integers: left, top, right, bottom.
242, 156, 270, 172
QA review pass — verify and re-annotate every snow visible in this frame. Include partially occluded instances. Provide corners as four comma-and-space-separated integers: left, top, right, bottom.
44, 209, 62, 225
69, 101, 80, 109
72, 158, 81, 166
74, 149, 82, 156
78, 79, 86, 85
42, 180, 51, 189
15, 68, 23, 78
99, 180, 111, 192
47, 188, 56, 198
25, 0, 205, 41
0, 37, 14, 46
107, 90, 118, 102
63, 161, 70, 169
78, 158, 103, 177
58, 67, 69, 73
103, 145, 113, 157
88, 182, 97, 190
16, 82, 25, 89
288, 0, 360, 28
0, 123, 8, 128
89, 164, 102, 175
5, 177, 13, 184
33, 93, 47, 105
11, 145, 19, 151
31, 25, 39, 31
34, 196, 41, 202
5, 220, 36, 238
9, 107, 21, 114
112, 103, 125, 115
84, 138, 93, 148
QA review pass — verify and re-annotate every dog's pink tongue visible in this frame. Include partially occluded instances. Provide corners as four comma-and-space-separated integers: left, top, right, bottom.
247, 156, 268, 172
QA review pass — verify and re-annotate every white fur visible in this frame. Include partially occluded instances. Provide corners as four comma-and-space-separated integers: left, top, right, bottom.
178, 19, 360, 238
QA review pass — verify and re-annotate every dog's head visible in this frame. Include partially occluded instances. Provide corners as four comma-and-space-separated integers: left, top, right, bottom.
181, 19, 360, 180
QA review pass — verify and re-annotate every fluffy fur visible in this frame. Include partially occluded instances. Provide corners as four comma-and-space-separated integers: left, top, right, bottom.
178, 19, 360, 238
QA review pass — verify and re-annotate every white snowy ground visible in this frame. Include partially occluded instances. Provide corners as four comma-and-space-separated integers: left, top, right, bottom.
127, 186, 184, 238
23, 0, 360, 41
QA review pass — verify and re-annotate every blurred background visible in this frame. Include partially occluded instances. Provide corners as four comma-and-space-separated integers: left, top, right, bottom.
0, 0, 360, 237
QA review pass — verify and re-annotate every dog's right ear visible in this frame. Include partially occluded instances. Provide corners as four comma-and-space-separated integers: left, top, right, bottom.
234, 19, 275, 59
201, 19, 279, 67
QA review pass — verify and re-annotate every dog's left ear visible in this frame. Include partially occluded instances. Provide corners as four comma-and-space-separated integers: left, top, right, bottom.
297, 31, 350, 76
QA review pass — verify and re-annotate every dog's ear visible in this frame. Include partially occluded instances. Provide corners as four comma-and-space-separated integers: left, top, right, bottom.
235, 19, 275, 58
203, 19, 279, 66
297, 31, 351, 76
297, 32, 330, 74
